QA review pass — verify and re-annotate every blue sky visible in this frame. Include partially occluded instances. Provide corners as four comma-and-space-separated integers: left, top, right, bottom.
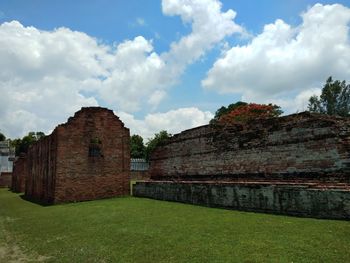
0, 0, 349, 138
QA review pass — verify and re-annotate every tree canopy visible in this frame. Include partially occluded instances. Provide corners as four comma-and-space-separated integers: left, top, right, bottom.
145, 130, 172, 161
308, 76, 350, 117
210, 101, 248, 124
212, 102, 282, 125
130, 134, 146, 159
0, 132, 5, 141
11, 131, 45, 156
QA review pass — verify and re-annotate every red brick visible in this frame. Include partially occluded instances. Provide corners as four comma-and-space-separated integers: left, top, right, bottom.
149, 112, 350, 182
21, 107, 130, 204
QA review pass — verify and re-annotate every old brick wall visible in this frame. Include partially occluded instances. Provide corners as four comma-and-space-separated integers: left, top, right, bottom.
23, 107, 130, 204
11, 154, 27, 192
150, 112, 350, 181
0, 172, 12, 187
53, 107, 130, 203
25, 133, 58, 203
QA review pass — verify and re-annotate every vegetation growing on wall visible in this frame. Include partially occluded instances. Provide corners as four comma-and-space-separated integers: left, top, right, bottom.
217, 103, 283, 125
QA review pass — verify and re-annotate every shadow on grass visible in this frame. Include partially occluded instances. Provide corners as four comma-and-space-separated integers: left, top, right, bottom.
19, 193, 51, 207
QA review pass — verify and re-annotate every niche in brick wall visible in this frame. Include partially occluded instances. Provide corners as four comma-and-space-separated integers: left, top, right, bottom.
89, 138, 103, 157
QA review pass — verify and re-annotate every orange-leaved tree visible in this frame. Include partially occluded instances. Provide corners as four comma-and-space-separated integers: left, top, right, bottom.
218, 103, 283, 125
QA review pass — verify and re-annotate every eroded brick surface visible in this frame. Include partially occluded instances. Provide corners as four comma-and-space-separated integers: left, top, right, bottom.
11, 154, 27, 192
150, 112, 350, 181
0, 172, 12, 188
22, 107, 130, 204
134, 112, 350, 218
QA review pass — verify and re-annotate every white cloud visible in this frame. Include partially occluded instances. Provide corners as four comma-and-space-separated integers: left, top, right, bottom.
162, 0, 243, 78
0, 0, 241, 138
202, 4, 350, 112
293, 88, 322, 112
118, 107, 213, 139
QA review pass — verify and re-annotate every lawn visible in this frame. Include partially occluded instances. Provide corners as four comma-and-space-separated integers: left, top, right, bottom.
0, 189, 349, 263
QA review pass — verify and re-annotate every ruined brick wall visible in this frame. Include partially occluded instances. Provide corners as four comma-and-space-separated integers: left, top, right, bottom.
150, 112, 350, 181
0, 172, 12, 187
11, 155, 27, 192
24, 107, 130, 204
53, 107, 130, 203
25, 133, 58, 203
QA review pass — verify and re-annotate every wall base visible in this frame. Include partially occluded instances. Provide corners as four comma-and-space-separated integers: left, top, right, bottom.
133, 181, 350, 220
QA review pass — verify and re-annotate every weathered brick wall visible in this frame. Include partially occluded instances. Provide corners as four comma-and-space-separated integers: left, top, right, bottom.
0, 172, 12, 187
24, 107, 130, 204
25, 133, 58, 203
53, 107, 130, 203
11, 154, 27, 192
150, 112, 350, 181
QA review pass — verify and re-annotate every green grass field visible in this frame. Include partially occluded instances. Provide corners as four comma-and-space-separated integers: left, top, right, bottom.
0, 188, 349, 263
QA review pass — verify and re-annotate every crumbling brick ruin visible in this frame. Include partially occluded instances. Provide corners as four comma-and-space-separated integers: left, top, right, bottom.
11, 154, 27, 192
18, 107, 130, 204
134, 112, 350, 219
0, 172, 12, 188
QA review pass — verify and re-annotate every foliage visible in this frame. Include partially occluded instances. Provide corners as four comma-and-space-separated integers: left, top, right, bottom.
0, 132, 5, 141
308, 76, 350, 117
210, 101, 248, 124
11, 131, 45, 156
1, 189, 350, 262
130, 134, 146, 159
218, 103, 283, 125
145, 130, 171, 161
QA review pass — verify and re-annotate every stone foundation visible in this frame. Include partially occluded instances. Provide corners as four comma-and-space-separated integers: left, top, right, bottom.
134, 181, 350, 219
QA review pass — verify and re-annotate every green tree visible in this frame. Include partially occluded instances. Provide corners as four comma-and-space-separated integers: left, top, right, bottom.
12, 131, 45, 156
210, 101, 248, 124
145, 130, 172, 161
0, 132, 5, 141
308, 76, 350, 117
130, 134, 146, 159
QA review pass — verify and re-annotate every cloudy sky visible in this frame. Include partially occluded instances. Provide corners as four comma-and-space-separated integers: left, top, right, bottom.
1, 0, 350, 139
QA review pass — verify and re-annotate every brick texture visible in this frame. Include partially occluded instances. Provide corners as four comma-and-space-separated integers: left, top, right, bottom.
11, 154, 27, 192
149, 112, 350, 181
23, 107, 130, 204
0, 172, 12, 187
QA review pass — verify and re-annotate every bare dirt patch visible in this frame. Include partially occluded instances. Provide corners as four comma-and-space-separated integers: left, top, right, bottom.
0, 217, 51, 263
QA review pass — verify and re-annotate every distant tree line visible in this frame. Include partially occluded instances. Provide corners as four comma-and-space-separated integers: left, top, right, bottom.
130, 130, 172, 161
0, 132, 5, 142
0, 131, 45, 156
